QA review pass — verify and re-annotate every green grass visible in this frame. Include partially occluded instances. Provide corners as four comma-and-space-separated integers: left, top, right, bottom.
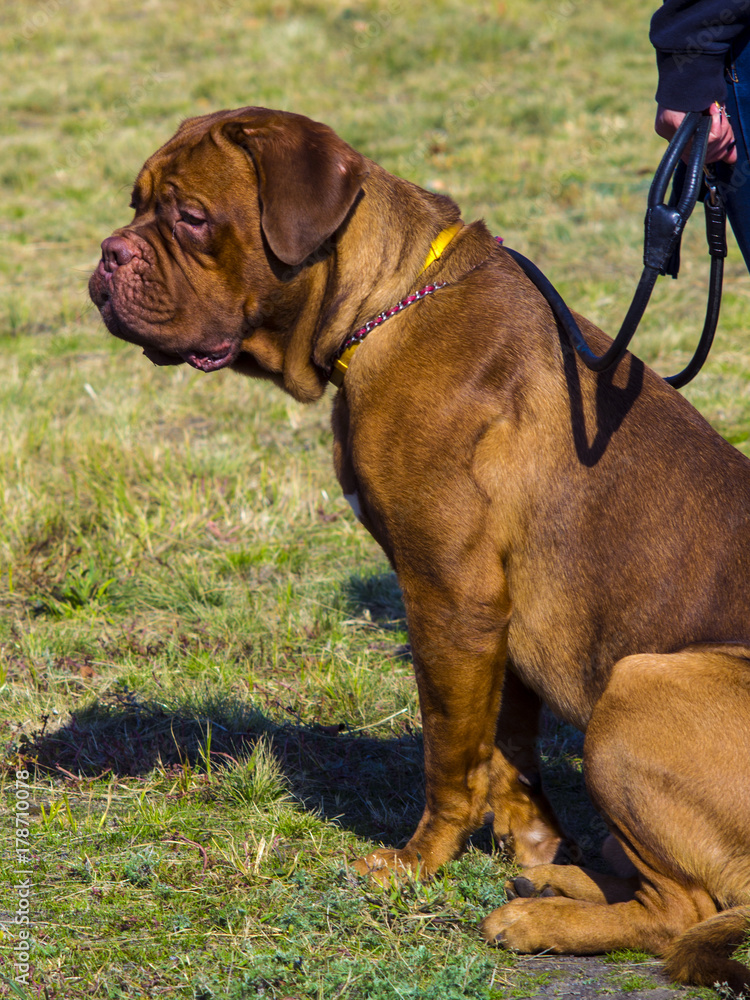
1, 0, 750, 997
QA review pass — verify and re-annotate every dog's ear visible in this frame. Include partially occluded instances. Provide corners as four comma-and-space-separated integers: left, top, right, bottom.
223, 109, 369, 266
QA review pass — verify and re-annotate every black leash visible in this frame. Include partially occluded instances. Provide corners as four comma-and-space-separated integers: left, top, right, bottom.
506, 111, 728, 389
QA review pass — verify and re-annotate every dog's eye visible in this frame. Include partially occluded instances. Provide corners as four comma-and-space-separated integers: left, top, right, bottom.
178, 210, 206, 229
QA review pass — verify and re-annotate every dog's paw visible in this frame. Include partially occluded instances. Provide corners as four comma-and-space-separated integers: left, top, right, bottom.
505, 874, 560, 900
351, 848, 426, 883
552, 836, 583, 866
481, 898, 551, 952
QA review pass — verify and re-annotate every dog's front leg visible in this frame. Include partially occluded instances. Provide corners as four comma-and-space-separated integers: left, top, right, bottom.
352, 573, 570, 879
354, 574, 510, 878
488, 669, 571, 866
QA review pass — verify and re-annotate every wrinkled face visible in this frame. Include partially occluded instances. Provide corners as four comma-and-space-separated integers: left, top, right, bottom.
90, 108, 369, 390
89, 120, 270, 372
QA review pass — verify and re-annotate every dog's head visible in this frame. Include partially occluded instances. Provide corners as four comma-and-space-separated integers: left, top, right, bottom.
89, 107, 369, 387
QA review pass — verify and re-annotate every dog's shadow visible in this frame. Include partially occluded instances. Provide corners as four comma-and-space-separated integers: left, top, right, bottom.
342, 568, 408, 631
19, 689, 424, 846
18, 571, 603, 862
22, 696, 601, 861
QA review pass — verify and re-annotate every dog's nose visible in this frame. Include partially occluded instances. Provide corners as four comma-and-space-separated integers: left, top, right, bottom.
100, 235, 134, 272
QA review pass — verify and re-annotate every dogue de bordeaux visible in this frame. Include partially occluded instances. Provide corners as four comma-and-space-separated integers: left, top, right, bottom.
89, 107, 750, 989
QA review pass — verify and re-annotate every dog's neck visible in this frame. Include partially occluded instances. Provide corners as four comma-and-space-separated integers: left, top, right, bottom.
328, 220, 464, 387
309, 163, 465, 373
239, 163, 478, 403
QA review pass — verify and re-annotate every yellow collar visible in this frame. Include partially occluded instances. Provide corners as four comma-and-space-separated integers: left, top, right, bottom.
329, 221, 463, 387
417, 220, 464, 276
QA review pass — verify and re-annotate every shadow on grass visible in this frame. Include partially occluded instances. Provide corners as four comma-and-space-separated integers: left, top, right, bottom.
13, 688, 605, 866
538, 709, 609, 868
343, 570, 406, 628
14, 687, 424, 846
11, 568, 602, 863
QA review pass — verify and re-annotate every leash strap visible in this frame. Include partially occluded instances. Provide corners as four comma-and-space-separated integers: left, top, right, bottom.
507, 111, 727, 389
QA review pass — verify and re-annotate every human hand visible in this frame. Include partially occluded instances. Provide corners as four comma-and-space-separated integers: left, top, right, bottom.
655, 103, 738, 164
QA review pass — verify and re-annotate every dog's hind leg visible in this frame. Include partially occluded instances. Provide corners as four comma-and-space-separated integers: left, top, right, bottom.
482, 647, 750, 987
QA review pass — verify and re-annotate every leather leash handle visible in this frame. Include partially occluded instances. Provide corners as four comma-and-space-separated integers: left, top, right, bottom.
665, 169, 727, 388
644, 111, 710, 275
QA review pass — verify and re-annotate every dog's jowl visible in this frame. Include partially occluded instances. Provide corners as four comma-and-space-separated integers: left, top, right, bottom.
90, 107, 750, 990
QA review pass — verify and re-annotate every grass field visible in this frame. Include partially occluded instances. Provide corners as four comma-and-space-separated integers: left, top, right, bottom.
1, 1, 750, 997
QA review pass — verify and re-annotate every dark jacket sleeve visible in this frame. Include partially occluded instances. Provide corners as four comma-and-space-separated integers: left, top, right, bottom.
650, 0, 750, 110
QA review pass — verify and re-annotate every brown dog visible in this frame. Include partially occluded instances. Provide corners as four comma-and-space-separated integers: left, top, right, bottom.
89, 107, 750, 989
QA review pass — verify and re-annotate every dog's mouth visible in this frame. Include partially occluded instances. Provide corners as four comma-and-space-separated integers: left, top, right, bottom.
96, 294, 237, 372
180, 343, 238, 372
91, 261, 238, 373
140, 343, 239, 372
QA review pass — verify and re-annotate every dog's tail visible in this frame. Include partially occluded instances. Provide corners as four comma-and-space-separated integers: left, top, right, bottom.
663, 906, 750, 992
